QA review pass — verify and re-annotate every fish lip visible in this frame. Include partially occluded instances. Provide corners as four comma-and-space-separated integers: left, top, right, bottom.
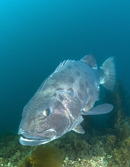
18, 128, 57, 139
20, 134, 45, 140
19, 136, 50, 146
18, 128, 57, 145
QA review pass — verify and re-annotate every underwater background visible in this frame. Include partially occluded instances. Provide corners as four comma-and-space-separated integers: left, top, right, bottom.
0, 0, 130, 166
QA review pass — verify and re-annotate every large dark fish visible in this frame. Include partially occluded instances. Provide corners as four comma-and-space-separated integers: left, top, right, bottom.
18, 55, 115, 146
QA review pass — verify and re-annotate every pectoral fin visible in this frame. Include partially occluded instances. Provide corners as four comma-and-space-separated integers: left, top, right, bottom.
82, 103, 113, 115
73, 125, 85, 134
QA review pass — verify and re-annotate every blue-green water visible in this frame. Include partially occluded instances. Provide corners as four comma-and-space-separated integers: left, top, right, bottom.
0, 0, 130, 136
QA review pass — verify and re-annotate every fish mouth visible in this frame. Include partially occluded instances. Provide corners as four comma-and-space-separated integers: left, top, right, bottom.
18, 129, 57, 146
19, 136, 50, 146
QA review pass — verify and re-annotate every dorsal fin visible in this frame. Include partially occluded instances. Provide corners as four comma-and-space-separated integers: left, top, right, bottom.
54, 60, 74, 73
81, 54, 97, 69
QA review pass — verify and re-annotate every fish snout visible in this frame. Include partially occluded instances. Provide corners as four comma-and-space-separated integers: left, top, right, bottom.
18, 128, 25, 135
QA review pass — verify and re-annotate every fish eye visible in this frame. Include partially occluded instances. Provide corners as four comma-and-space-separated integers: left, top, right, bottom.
43, 108, 51, 116
46, 108, 51, 115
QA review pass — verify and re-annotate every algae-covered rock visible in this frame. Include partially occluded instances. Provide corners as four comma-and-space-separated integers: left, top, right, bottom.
104, 135, 116, 154
107, 136, 130, 167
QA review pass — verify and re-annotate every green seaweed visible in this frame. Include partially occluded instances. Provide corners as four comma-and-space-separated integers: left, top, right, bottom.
28, 145, 64, 167
115, 119, 130, 142
103, 80, 127, 127
104, 134, 117, 154
108, 137, 130, 167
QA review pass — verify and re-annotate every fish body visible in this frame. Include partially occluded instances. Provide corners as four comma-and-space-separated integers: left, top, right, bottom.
18, 55, 115, 146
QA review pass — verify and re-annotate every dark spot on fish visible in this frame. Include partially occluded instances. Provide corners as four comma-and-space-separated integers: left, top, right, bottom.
67, 88, 74, 93
59, 95, 64, 101
60, 70, 65, 74
74, 63, 78, 67
54, 100, 65, 110
78, 92, 83, 100
85, 81, 89, 87
56, 88, 63, 91
67, 65, 72, 69
68, 77, 75, 84
76, 71, 80, 76
51, 82, 58, 88
89, 89, 94, 96
79, 82, 85, 91
53, 93, 57, 97
84, 71, 89, 76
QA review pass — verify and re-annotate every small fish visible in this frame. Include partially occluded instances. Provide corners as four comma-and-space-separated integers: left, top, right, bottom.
18, 55, 116, 146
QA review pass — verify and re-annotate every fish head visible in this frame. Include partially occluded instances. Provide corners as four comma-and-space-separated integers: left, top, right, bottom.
18, 91, 71, 146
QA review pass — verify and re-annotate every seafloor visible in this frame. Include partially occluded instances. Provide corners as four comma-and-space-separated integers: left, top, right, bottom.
1, 81, 130, 167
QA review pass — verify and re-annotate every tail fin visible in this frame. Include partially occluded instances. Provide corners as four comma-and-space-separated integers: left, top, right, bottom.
100, 57, 116, 91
